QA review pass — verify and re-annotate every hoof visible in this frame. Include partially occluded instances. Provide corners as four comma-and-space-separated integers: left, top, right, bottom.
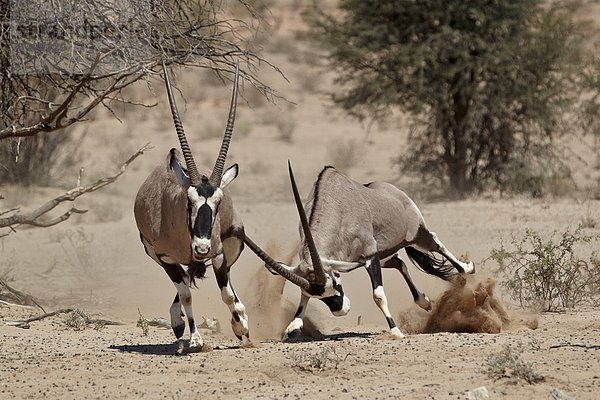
231, 316, 249, 340
390, 327, 406, 339
241, 337, 257, 348
469, 262, 476, 274
416, 294, 432, 312
282, 329, 301, 342
176, 339, 186, 355
177, 341, 212, 355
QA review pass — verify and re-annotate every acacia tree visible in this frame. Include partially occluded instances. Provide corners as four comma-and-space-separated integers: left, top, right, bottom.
308, 0, 600, 196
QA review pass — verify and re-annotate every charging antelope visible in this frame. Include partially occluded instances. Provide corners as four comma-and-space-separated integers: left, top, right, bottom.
245, 162, 474, 340
134, 63, 248, 352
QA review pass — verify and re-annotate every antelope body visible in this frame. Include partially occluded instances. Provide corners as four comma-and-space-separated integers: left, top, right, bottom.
246, 163, 474, 340
134, 63, 249, 352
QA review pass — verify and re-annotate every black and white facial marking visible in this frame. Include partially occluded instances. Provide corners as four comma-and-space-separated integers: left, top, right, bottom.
187, 177, 223, 257
311, 272, 351, 316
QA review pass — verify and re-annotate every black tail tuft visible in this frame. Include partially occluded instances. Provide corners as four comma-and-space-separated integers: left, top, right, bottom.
405, 247, 455, 281
187, 260, 207, 288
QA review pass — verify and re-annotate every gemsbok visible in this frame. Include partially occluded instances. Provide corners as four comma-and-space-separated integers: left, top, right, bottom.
245, 162, 474, 340
134, 62, 249, 352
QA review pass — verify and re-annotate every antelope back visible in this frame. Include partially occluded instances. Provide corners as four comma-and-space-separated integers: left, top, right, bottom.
305, 167, 421, 260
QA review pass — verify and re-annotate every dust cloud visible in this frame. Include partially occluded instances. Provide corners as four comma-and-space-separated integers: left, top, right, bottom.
399, 274, 538, 335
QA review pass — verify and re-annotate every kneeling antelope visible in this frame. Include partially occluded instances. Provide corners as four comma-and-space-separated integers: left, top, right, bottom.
134, 63, 249, 351
245, 163, 474, 340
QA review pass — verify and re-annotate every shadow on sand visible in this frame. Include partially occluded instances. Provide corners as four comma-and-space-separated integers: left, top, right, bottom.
284, 331, 375, 343
109, 342, 180, 356
109, 332, 375, 355
109, 340, 252, 355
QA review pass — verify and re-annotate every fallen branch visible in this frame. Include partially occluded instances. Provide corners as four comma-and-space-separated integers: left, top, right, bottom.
0, 143, 151, 232
0, 278, 44, 311
549, 343, 600, 350
6, 308, 124, 329
0, 299, 36, 308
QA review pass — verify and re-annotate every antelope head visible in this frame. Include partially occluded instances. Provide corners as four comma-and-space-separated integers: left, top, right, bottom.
163, 61, 240, 259
244, 162, 351, 316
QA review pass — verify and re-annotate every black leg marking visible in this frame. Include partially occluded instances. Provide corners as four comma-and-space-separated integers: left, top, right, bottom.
163, 263, 186, 284
365, 255, 403, 337
365, 255, 384, 290
213, 255, 249, 340
162, 262, 200, 345
173, 322, 185, 339
294, 305, 304, 319
382, 255, 432, 311
386, 316, 397, 329
171, 293, 185, 340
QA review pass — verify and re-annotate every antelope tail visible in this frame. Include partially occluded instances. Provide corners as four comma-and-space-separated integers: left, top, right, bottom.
405, 247, 455, 281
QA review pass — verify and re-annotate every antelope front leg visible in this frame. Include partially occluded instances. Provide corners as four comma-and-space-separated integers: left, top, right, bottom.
213, 254, 250, 342
283, 293, 310, 341
365, 255, 405, 339
162, 263, 203, 353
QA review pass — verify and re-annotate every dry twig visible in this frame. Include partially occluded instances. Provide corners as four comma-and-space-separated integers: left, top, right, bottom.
0, 277, 44, 310
6, 308, 124, 329
0, 143, 151, 233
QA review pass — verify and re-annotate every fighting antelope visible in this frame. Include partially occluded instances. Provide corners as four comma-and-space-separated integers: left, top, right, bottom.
245, 162, 474, 340
134, 63, 249, 352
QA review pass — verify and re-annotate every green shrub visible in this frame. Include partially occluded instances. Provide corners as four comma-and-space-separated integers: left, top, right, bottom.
490, 226, 600, 311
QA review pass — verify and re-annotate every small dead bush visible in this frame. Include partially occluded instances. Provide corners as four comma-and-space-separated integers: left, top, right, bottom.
63, 309, 107, 331
0, 130, 84, 187
580, 205, 598, 228
290, 345, 344, 372
137, 309, 149, 336
485, 342, 544, 384
490, 226, 600, 311
63, 309, 90, 330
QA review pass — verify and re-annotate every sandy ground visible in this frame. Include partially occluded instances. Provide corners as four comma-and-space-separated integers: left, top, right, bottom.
2, 1, 600, 399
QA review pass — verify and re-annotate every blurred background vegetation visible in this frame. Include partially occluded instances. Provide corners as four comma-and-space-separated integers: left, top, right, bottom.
306, 0, 600, 197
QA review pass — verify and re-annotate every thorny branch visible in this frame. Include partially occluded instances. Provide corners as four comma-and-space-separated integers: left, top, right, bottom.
1, 0, 282, 140
0, 278, 44, 310
0, 143, 151, 233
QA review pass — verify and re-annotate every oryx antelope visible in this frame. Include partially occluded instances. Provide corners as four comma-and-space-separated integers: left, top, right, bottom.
134, 63, 249, 351
245, 162, 474, 340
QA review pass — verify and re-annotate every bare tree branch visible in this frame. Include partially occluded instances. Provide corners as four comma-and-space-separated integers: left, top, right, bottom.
1, 0, 282, 140
0, 143, 151, 232
0, 277, 44, 311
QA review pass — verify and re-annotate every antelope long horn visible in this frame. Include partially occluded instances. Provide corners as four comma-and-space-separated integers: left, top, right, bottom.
162, 61, 201, 185
288, 161, 327, 288
243, 236, 311, 290
209, 63, 240, 186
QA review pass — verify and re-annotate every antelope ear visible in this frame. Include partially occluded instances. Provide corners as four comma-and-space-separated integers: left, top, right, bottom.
169, 148, 191, 188
220, 163, 239, 189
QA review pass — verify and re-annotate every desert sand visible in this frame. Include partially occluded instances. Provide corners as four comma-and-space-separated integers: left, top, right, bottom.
1, 1, 600, 399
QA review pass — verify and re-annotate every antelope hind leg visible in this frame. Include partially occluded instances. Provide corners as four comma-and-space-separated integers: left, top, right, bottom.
382, 254, 432, 311
430, 232, 475, 274
365, 255, 405, 339
283, 294, 310, 341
